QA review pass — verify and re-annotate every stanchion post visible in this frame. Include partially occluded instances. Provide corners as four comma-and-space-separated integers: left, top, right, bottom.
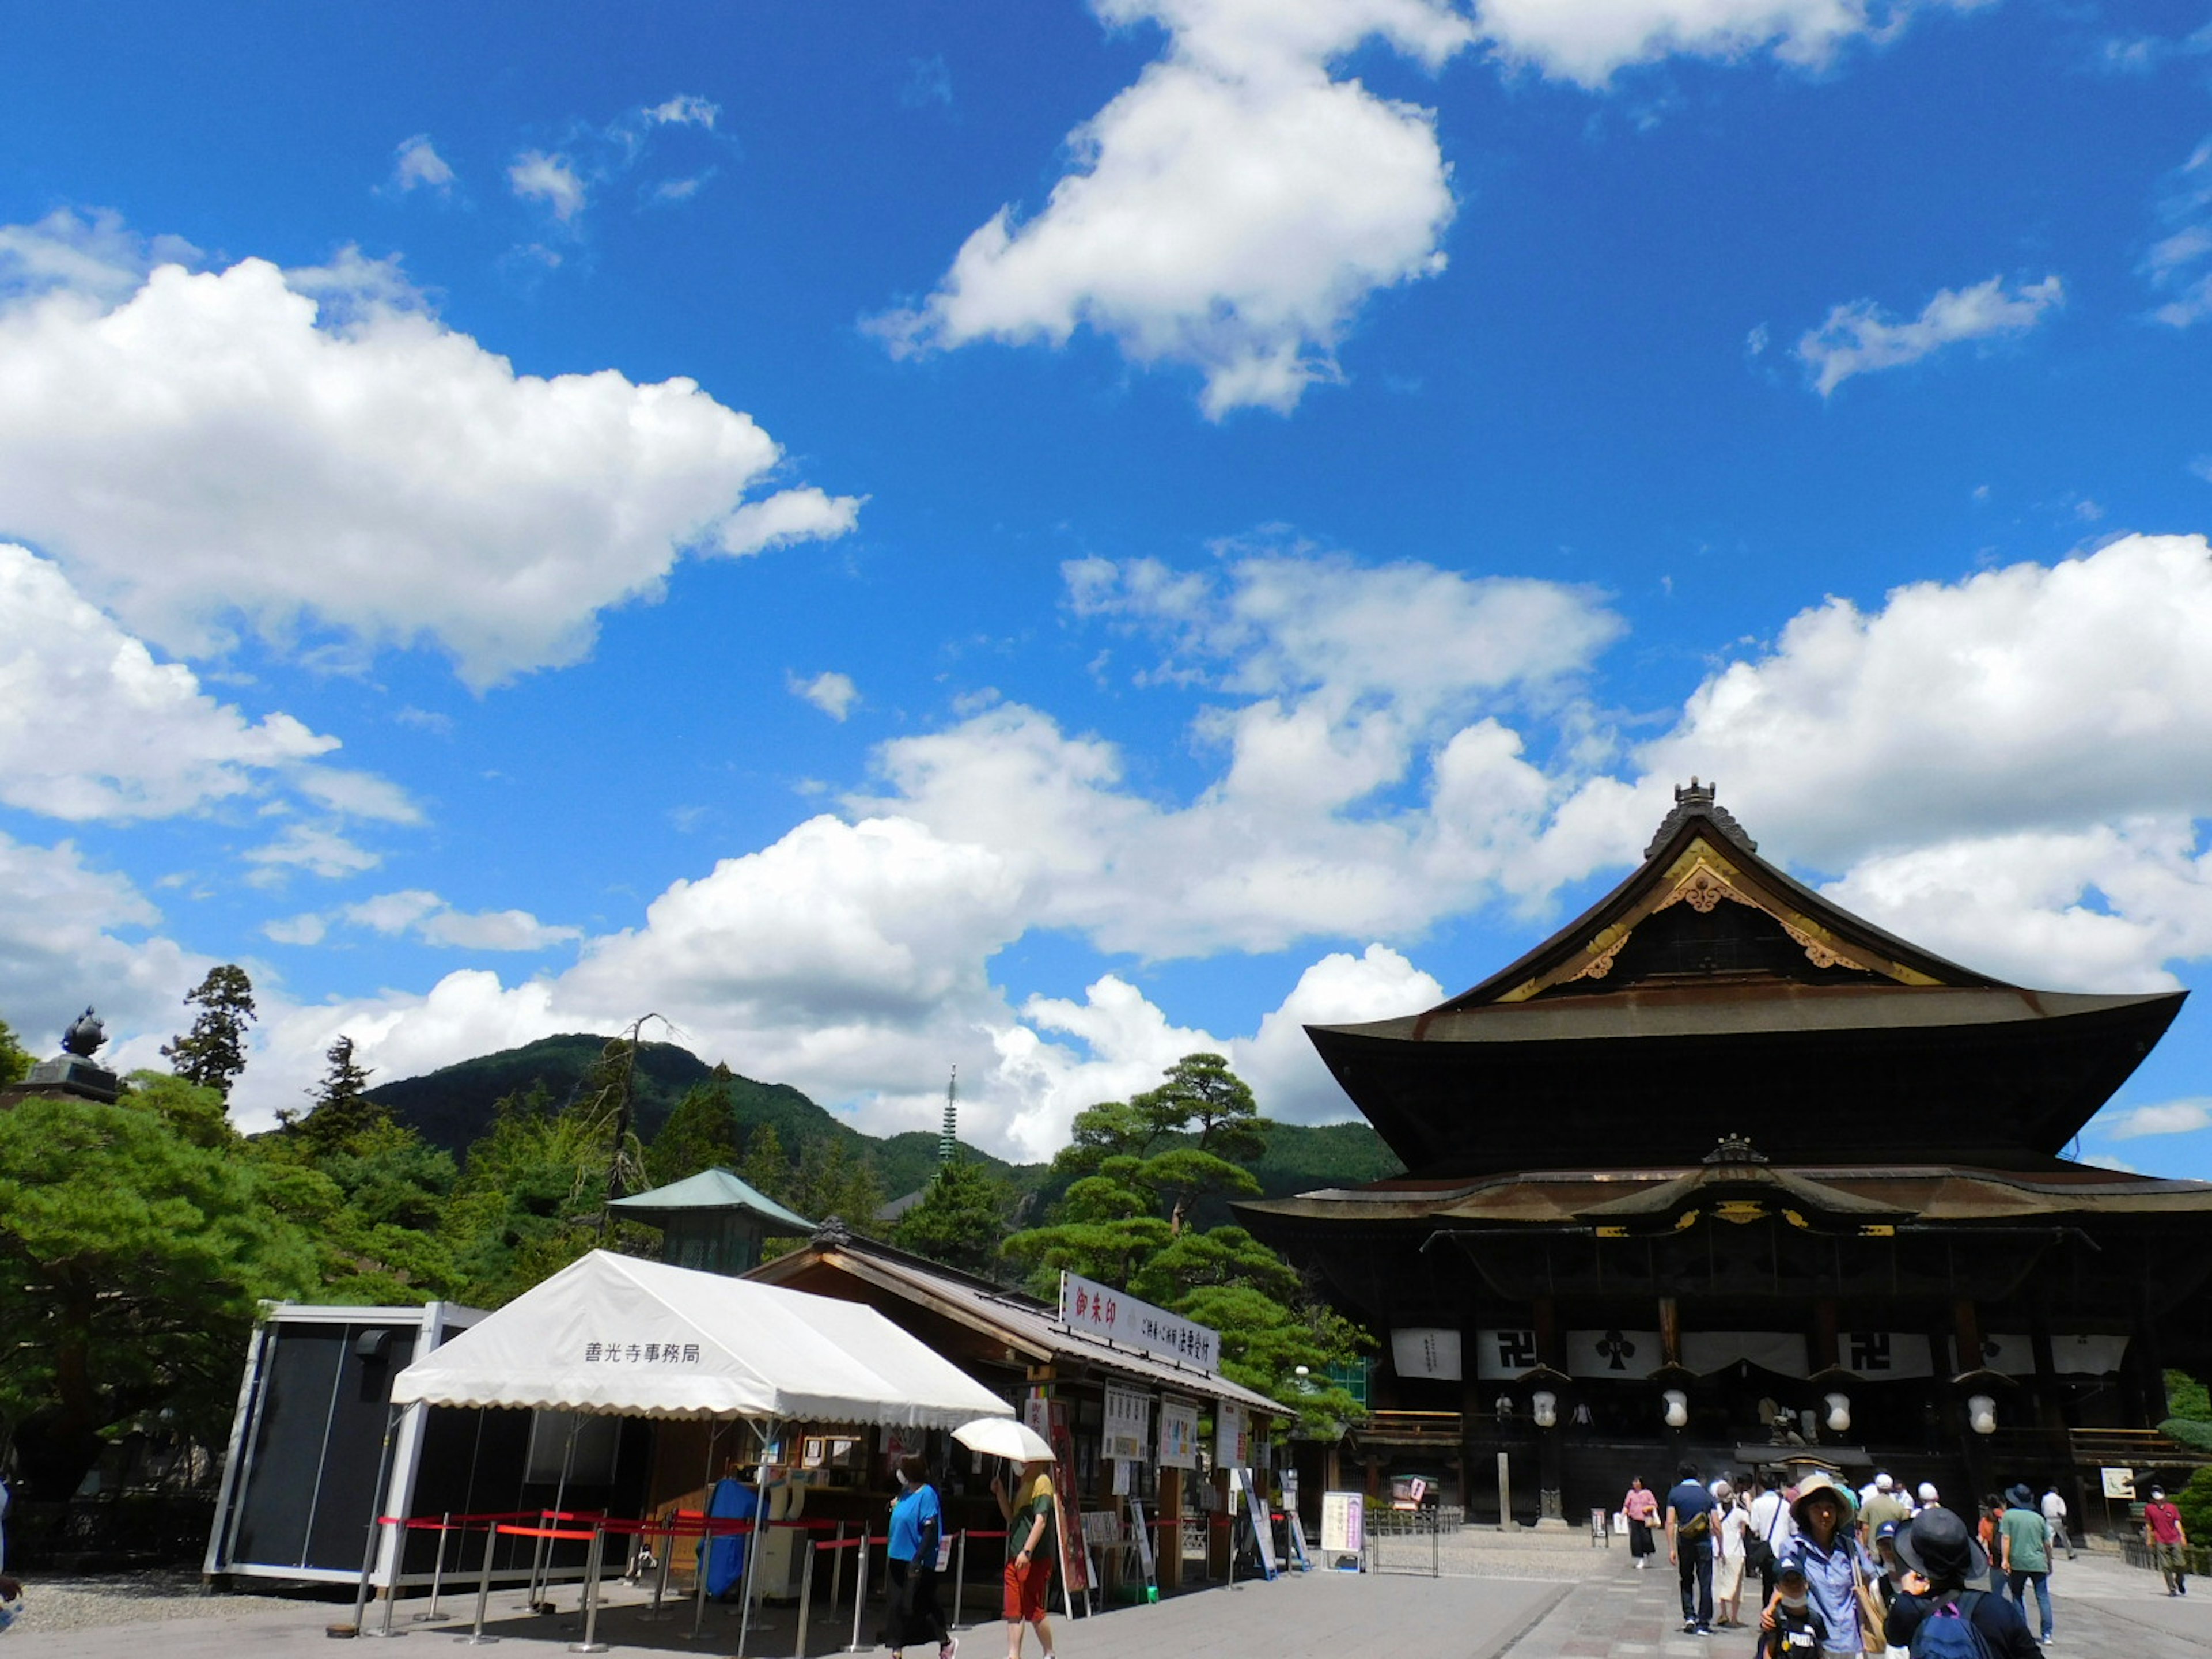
846, 1531, 869, 1653
460, 1522, 501, 1646
1431, 1504, 1439, 1578
688, 1523, 711, 1643
567, 1527, 607, 1654
952, 1530, 966, 1630
416, 1513, 453, 1622
828, 1523, 846, 1623
639, 1515, 676, 1622
795, 1537, 817, 1658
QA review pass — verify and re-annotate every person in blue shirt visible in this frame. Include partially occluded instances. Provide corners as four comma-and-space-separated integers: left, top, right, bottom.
884, 1454, 952, 1659
1763, 1473, 1876, 1656
1666, 1463, 1717, 1634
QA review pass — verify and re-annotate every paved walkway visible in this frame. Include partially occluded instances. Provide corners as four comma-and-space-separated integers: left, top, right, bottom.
12, 1536, 2212, 1658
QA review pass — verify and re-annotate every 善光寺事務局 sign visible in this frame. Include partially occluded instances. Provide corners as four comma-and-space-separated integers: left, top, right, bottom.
1058, 1271, 1220, 1373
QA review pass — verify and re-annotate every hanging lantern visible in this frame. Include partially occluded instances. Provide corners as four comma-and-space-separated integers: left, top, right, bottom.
1823, 1392, 1851, 1434
1662, 1389, 1689, 1428
1967, 1393, 1997, 1435
1531, 1389, 1558, 1428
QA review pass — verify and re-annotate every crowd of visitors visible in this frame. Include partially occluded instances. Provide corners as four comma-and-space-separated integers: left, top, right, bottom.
1612, 1461, 2175, 1654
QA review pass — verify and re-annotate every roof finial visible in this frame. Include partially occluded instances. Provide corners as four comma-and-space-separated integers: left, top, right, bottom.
1646, 779, 1756, 858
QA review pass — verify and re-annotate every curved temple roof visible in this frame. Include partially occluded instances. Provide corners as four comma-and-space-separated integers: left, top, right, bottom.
1304, 783, 2184, 1175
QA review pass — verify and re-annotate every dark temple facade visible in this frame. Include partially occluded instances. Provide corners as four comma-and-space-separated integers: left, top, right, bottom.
1240, 782, 2212, 1522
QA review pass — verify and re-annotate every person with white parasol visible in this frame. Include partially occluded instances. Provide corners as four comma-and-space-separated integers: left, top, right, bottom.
953, 1418, 1061, 1659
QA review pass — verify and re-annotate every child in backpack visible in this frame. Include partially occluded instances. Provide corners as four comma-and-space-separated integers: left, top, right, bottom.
1758, 1561, 1828, 1658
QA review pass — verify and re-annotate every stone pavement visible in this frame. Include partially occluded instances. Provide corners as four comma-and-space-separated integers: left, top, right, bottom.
1501, 1542, 2212, 1658
13, 1536, 2212, 1659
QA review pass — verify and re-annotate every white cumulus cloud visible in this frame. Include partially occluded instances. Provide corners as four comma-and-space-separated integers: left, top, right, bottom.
1474, 0, 1979, 87
878, 0, 1469, 416
791, 671, 860, 721
2102, 1097, 2212, 1139
509, 151, 587, 221
1796, 274, 2064, 396
0, 543, 347, 820
391, 135, 456, 196
0, 213, 859, 688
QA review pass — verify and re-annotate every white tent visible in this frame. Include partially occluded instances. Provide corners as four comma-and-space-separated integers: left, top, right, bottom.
383, 1251, 1012, 1656
392, 1249, 1012, 1426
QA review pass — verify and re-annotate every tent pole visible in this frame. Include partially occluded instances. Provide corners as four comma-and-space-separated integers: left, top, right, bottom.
734, 1418, 775, 1658
691, 1421, 719, 1641
340, 1406, 404, 1638
794, 1532, 817, 1658
528, 1413, 582, 1612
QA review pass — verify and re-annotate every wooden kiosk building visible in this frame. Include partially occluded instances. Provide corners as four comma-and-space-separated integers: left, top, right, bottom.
1241, 782, 2212, 1524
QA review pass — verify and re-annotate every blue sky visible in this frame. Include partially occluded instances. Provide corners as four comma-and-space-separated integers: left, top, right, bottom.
5, 0, 2212, 1172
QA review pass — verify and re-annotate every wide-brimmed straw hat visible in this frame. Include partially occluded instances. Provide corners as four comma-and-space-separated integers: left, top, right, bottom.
1895, 1506, 1989, 1585
1789, 1470, 1855, 1527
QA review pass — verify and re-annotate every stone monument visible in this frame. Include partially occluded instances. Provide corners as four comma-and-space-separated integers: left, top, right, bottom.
17, 1006, 123, 1103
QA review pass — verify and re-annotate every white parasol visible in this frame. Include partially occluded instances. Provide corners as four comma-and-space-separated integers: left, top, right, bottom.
952, 1416, 1053, 1463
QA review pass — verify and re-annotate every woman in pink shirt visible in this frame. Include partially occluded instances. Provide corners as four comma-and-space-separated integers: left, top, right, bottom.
1624, 1476, 1661, 1567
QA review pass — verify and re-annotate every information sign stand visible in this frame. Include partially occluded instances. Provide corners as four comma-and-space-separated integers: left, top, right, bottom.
1127, 1499, 1158, 1601
1237, 1472, 1278, 1581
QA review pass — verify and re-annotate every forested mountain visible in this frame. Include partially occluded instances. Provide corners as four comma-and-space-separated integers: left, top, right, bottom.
368, 1033, 1400, 1207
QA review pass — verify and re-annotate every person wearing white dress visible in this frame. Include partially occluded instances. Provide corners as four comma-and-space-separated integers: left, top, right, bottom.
1711, 1479, 1751, 1628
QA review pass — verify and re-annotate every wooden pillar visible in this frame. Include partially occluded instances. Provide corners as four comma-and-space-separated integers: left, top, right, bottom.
1812, 1300, 1840, 1376
1207, 1467, 1232, 1578
1658, 1298, 1683, 1370
1534, 1298, 1562, 1374
1158, 1465, 1183, 1593
1952, 1299, 1983, 1375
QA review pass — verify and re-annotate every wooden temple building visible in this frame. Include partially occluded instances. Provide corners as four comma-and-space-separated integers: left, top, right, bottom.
1241, 782, 2212, 1524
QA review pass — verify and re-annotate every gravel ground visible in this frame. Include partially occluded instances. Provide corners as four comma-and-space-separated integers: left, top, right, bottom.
2, 1569, 332, 1635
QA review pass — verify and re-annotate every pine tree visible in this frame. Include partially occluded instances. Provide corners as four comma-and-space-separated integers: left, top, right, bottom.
284, 1035, 388, 1153
739, 1121, 791, 1201
893, 1159, 1014, 1279
161, 965, 257, 1097
645, 1066, 740, 1186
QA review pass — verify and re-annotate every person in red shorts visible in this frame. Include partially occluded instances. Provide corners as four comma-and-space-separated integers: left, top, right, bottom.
993, 1456, 1059, 1659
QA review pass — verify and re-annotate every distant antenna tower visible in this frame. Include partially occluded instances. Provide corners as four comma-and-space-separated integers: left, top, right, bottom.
938, 1067, 958, 1166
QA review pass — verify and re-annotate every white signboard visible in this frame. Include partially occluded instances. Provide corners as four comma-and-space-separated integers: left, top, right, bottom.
1681, 1331, 1812, 1378
1474, 1328, 1540, 1380
2052, 1334, 2129, 1376
1216, 1401, 1250, 1468
1836, 1332, 1934, 1379
1128, 1497, 1158, 1587
2102, 1467, 2138, 1500
1157, 1396, 1199, 1469
1059, 1271, 1220, 1373
1320, 1491, 1365, 1556
1980, 1334, 2036, 1376
1391, 1327, 1464, 1381
1241, 1471, 1278, 1580
1566, 1328, 1663, 1378
1103, 1387, 1151, 1462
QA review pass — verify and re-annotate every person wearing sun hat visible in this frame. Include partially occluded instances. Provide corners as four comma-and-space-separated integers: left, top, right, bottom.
1885, 1503, 2044, 1656
1762, 1472, 1876, 1656
1998, 1481, 2054, 1642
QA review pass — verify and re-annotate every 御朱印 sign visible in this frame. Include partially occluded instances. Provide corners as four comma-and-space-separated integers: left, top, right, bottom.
1058, 1271, 1219, 1373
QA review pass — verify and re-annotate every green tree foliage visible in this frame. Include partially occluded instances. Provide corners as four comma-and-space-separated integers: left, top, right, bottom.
740, 1120, 793, 1200
1005, 1052, 1368, 1430
440, 1082, 626, 1305
0, 1092, 319, 1498
0, 1016, 30, 1085
161, 964, 257, 1097
785, 1135, 884, 1234
2176, 1467, 2212, 1545
892, 1159, 1016, 1279
282, 1034, 389, 1154
646, 1066, 742, 1187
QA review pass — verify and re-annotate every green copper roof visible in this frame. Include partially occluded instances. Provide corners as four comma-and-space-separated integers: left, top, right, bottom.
608, 1167, 816, 1234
